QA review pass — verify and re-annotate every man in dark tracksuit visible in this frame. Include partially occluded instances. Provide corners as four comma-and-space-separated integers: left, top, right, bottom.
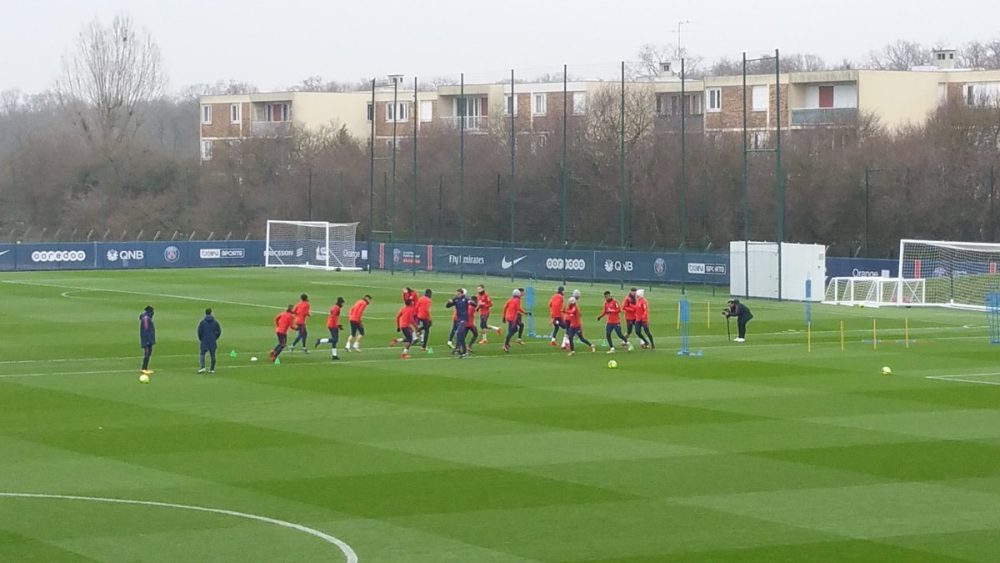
197, 308, 222, 374
723, 299, 754, 342
139, 305, 156, 375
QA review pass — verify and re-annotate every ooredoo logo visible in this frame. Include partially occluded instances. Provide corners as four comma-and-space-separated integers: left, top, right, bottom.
164, 246, 180, 263
31, 250, 87, 263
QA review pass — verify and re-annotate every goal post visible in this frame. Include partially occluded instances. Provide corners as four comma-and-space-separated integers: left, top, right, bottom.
899, 239, 1000, 310
823, 277, 925, 308
265, 220, 361, 271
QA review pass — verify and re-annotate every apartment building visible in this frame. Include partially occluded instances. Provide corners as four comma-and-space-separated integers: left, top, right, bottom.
199, 52, 1000, 161
702, 50, 1000, 142
198, 89, 439, 161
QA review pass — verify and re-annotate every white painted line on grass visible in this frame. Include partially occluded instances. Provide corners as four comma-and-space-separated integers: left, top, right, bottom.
3, 280, 280, 310
925, 372, 1000, 386
0, 492, 358, 562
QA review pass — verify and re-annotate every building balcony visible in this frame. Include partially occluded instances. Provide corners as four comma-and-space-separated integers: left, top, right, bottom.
654, 114, 704, 132
441, 116, 488, 131
790, 108, 858, 126
250, 121, 293, 137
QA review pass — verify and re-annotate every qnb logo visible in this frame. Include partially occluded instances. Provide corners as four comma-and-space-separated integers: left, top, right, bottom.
604, 259, 634, 273
31, 250, 87, 263
545, 258, 586, 271
107, 249, 144, 262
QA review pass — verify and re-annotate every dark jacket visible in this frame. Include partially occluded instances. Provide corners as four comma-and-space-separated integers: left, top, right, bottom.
139, 311, 156, 347
727, 302, 753, 322
446, 295, 470, 322
198, 314, 222, 349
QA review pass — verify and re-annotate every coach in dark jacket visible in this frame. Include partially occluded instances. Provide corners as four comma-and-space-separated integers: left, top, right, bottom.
723, 299, 753, 342
197, 308, 223, 373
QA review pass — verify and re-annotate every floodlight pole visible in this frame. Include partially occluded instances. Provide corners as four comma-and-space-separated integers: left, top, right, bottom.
742, 52, 749, 298
368, 78, 375, 274
412, 76, 418, 240
680, 57, 687, 295
619, 60, 626, 248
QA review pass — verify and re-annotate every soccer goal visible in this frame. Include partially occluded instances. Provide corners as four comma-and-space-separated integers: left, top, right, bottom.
823, 276, 925, 308
265, 220, 361, 271
899, 239, 1000, 311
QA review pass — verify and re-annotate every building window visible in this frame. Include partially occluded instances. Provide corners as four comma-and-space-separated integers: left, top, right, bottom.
230, 103, 241, 124
751, 85, 768, 112
966, 83, 1000, 107
386, 102, 408, 122
533, 93, 546, 115
367, 102, 373, 122
504, 95, 518, 116
818, 86, 834, 108
707, 88, 722, 112
689, 94, 702, 115
201, 104, 212, 124
419, 100, 433, 122
267, 103, 289, 122
200, 140, 213, 161
572, 92, 586, 115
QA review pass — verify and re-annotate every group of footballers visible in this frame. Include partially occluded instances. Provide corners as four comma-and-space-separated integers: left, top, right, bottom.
268, 284, 656, 361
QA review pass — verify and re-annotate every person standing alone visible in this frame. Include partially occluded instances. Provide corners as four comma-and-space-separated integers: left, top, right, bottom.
139, 305, 155, 376
197, 308, 222, 374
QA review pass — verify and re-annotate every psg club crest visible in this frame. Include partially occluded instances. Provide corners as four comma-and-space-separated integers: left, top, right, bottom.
164, 246, 180, 263
653, 258, 667, 277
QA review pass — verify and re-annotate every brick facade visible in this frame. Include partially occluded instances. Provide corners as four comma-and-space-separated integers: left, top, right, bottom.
703, 84, 789, 131
200, 102, 251, 139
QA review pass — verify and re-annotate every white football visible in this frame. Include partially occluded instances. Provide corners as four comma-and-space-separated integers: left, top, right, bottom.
251, 356, 258, 362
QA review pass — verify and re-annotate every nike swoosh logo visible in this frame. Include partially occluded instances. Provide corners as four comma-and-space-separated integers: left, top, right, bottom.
0, 250, 9, 257
501, 255, 527, 269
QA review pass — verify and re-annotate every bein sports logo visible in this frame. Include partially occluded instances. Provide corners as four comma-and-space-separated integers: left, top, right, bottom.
164, 246, 181, 263
31, 250, 87, 263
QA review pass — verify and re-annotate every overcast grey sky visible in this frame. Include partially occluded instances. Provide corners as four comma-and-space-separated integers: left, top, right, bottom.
3, 0, 1000, 94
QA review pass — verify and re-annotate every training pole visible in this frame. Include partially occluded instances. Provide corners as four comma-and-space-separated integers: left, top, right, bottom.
807, 322, 812, 352
677, 302, 681, 330
706, 301, 711, 329
905, 318, 910, 349
840, 320, 845, 352
873, 319, 877, 351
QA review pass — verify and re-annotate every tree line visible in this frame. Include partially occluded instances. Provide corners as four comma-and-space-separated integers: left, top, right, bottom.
1, 16, 999, 257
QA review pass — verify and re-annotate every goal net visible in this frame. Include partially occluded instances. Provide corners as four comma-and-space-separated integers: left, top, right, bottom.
899, 239, 1000, 310
265, 220, 361, 271
823, 277, 925, 308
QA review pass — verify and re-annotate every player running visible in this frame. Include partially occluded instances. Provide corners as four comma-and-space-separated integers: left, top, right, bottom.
344, 295, 371, 352
289, 293, 311, 353
465, 296, 479, 352
270, 305, 295, 362
563, 296, 596, 356
445, 288, 470, 358
548, 286, 565, 347
597, 291, 628, 353
415, 289, 433, 351
315, 297, 345, 360
502, 289, 526, 352
394, 302, 416, 359
622, 287, 639, 341
475, 285, 500, 343
635, 289, 655, 349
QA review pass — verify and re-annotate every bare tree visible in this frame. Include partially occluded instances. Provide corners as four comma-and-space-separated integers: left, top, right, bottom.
635, 43, 703, 79
961, 40, 1000, 69
56, 14, 167, 153
865, 40, 931, 70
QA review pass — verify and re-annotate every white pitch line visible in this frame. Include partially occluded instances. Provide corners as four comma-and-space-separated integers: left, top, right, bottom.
0, 492, 358, 562
2, 280, 280, 310
925, 372, 1000, 386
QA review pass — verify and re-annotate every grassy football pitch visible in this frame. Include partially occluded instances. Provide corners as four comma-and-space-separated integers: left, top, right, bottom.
2, 268, 1000, 561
